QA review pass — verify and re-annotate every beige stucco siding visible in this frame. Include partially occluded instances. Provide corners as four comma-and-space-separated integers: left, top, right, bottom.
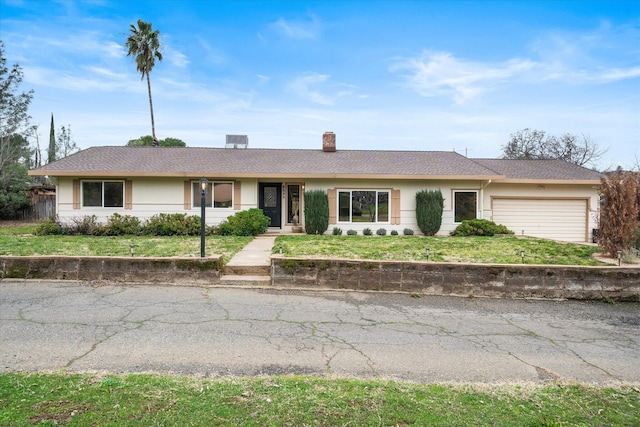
55, 177, 248, 226
53, 177, 600, 241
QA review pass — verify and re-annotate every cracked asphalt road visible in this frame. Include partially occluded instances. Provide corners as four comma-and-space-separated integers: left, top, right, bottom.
1, 280, 639, 383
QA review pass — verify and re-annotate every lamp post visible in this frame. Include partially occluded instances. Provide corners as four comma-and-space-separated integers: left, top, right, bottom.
520, 250, 525, 264
200, 177, 208, 259
425, 248, 430, 261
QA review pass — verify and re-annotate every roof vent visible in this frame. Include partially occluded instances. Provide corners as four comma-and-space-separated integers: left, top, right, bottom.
226, 135, 248, 149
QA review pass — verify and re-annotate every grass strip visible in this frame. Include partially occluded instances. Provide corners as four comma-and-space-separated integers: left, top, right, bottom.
275, 235, 606, 266
1, 373, 638, 426
0, 228, 252, 264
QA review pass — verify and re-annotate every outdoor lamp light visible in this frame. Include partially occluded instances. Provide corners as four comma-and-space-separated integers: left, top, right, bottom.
617, 250, 622, 266
520, 250, 525, 264
130, 244, 136, 257
425, 248, 430, 261
199, 177, 208, 259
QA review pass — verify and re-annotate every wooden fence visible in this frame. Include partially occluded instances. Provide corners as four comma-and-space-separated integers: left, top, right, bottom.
13, 194, 55, 221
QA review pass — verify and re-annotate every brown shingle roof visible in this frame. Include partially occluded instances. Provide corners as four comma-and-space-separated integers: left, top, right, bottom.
29, 147, 602, 183
30, 146, 502, 179
472, 159, 602, 181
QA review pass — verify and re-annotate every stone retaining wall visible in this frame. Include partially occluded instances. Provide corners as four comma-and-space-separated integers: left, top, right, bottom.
271, 258, 640, 301
0, 256, 222, 285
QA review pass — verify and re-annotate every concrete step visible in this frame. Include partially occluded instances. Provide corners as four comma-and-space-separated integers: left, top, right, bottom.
219, 275, 271, 287
224, 264, 270, 276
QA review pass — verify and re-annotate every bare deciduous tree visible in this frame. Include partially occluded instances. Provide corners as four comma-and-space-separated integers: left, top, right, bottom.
502, 128, 605, 167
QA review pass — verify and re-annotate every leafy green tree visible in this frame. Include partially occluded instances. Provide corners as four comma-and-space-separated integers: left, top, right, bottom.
0, 40, 32, 218
0, 162, 30, 219
416, 189, 444, 236
125, 20, 163, 144
127, 135, 186, 147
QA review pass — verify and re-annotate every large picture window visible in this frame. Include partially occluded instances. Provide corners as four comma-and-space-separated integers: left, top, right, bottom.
338, 190, 389, 223
454, 191, 478, 222
192, 181, 233, 208
82, 181, 124, 208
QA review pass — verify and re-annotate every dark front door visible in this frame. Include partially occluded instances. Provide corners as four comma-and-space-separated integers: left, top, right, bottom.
259, 183, 282, 228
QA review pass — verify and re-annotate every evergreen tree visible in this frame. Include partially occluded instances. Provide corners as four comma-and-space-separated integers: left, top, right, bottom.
304, 190, 329, 235
0, 40, 32, 218
416, 189, 444, 236
48, 113, 55, 163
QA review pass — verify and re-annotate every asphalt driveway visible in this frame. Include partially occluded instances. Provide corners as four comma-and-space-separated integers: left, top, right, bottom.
1, 280, 638, 383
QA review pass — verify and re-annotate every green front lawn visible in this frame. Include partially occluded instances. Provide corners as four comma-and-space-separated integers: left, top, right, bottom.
0, 225, 252, 264
275, 235, 607, 266
0, 223, 607, 266
1, 373, 637, 426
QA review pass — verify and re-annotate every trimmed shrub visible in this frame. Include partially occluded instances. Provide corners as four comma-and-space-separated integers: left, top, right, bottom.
332, 227, 343, 236
376, 228, 387, 236
143, 213, 200, 236
416, 189, 444, 236
223, 208, 270, 236
363, 227, 372, 236
103, 213, 142, 236
34, 218, 63, 235
403, 228, 414, 236
347, 229, 357, 236
390, 230, 399, 236
66, 215, 102, 235
304, 190, 329, 235
450, 219, 513, 237
215, 221, 234, 236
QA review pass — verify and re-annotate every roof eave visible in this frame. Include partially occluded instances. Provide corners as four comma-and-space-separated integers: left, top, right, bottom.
28, 170, 505, 180
495, 178, 601, 185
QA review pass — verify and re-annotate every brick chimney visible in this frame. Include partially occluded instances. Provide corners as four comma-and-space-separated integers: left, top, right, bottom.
322, 131, 336, 152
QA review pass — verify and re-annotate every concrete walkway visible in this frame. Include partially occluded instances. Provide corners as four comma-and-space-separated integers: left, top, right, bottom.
220, 234, 278, 285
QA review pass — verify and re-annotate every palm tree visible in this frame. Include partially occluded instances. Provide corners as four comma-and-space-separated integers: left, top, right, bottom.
125, 19, 163, 145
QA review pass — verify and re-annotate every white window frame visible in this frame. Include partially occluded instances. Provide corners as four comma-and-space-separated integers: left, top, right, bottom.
192, 181, 234, 209
453, 190, 478, 223
337, 189, 391, 224
81, 180, 124, 208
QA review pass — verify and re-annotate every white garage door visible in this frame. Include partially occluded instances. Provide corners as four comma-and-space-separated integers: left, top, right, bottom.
492, 198, 588, 242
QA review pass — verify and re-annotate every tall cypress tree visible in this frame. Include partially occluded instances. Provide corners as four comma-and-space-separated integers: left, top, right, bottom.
48, 113, 56, 164
416, 189, 444, 236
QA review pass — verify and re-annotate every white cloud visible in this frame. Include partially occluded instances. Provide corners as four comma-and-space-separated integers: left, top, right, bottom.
529, 23, 640, 83
165, 49, 189, 68
287, 73, 359, 106
599, 67, 640, 81
288, 72, 334, 105
391, 51, 536, 104
270, 15, 320, 39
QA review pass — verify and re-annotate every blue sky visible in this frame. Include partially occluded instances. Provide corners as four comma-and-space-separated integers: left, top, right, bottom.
2, 0, 639, 169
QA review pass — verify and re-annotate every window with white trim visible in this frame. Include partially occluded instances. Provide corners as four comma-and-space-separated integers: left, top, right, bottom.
192, 181, 233, 208
338, 190, 390, 223
82, 181, 124, 208
453, 190, 478, 223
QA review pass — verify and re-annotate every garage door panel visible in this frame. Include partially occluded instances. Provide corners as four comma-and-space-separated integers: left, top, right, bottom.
492, 199, 587, 242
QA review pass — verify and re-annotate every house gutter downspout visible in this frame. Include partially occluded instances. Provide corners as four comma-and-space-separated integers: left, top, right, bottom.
480, 179, 492, 220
